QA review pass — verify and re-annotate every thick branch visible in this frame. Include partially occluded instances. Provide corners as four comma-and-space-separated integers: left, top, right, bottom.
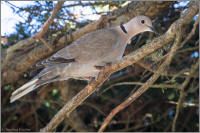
40, 2, 198, 132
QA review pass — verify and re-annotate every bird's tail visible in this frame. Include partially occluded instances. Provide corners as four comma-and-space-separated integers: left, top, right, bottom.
10, 78, 39, 103
10, 64, 68, 103
10, 76, 62, 103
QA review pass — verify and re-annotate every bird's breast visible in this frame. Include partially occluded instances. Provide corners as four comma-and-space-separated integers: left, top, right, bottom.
102, 40, 128, 63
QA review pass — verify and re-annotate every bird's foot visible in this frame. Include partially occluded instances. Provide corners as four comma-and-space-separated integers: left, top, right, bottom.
105, 62, 112, 67
94, 65, 105, 70
94, 62, 112, 70
85, 76, 96, 84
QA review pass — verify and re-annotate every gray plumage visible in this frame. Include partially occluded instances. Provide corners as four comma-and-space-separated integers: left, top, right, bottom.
10, 16, 155, 103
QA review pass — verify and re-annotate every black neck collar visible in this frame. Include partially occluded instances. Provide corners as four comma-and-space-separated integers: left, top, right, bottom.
120, 24, 128, 34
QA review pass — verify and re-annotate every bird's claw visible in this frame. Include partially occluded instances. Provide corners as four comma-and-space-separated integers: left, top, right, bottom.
95, 62, 112, 70
105, 62, 112, 67
85, 77, 96, 84
94, 65, 105, 70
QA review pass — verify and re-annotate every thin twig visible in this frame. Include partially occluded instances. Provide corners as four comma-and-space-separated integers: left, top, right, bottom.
172, 61, 199, 131
154, 15, 199, 63
36, 1, 65, 38
167, 101, 198, 107
5, 1, 21, 9
180, 15, 199, 47
38, 37, 53, 51
35, 1, 65, 51
99, 82, 180, 96
136, 60, 156, 73
177, 45, 198, 54
62, 1, 108, 8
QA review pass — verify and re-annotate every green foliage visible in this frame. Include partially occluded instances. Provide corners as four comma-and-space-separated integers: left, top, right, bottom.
4, 85, 11, 91
44, 101, 51, 108
52, 89, 58, 96
168, 92, 175, 100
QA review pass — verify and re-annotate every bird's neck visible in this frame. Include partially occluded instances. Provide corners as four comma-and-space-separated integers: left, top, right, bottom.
123, 21, 140, 39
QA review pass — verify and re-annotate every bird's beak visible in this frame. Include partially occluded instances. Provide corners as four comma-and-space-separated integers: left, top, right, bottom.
147, 25, 158, 34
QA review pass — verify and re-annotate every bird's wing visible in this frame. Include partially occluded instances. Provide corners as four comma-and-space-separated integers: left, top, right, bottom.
36, 28, 119, 68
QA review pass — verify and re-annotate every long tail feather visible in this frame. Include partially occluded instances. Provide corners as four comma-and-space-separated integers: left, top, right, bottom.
10, 85, 37, 103
10, 79, 38, 103
10, 65, 66, 103
11, 79, 38, 96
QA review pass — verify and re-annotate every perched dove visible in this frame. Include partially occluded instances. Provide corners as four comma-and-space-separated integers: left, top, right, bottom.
10, 15, 156, 103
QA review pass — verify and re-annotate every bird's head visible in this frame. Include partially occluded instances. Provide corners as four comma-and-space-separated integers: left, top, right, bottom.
135, 16, 156, 33
123, 15, 157, 37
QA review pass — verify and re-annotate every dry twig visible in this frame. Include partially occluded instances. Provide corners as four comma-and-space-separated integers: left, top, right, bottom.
172, 61, 199, 131
36, 1, 65, 38
99, 82, 180, 96
154, 15, 199, 63
34, 1, 65, 51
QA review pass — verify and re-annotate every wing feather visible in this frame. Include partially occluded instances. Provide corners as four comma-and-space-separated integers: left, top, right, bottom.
35, 28, 119, 68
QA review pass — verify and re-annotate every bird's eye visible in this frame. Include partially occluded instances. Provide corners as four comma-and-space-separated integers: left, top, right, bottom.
141, 20, 145, 24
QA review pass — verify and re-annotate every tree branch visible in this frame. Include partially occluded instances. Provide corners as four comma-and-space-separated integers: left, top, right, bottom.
172, 61, 199, 131
40, 2, 198, 132
35, 1, 65, 51
98, 82, 180, 96
35, 1, 65, 38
